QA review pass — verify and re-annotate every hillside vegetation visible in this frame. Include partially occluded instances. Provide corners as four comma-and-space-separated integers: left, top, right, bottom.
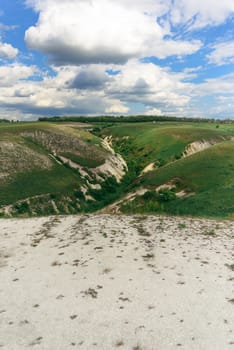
0, 119, 234, 219
97, 121, 234, 219
0, 122, 126, 216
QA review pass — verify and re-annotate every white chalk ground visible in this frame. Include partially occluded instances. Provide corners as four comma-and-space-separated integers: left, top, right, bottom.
0, 215, 233, 350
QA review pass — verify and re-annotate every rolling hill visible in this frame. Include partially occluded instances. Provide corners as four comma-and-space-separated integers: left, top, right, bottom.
97, 121, 234, 219
0, 122, 127, 216
0, 119, 234, 219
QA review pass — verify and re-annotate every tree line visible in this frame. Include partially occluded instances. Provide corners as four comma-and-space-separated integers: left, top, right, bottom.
38, 115, 233, 124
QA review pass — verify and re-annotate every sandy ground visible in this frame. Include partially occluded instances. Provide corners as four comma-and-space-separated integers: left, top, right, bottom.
0, 214, 233, 350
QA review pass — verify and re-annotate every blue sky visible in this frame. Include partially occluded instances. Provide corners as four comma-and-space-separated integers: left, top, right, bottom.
0, 0, 233, 120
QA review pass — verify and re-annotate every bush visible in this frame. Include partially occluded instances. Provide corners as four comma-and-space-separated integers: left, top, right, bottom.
142, 190, 158, 200
158, 189, 176, 202
74, 190, 85, 200
14, 201, 30, 214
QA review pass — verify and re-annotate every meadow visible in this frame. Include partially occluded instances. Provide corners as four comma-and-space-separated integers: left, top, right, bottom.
1, 118, 234, 219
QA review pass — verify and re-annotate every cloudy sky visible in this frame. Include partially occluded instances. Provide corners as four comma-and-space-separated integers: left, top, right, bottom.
0, 0, 233, 120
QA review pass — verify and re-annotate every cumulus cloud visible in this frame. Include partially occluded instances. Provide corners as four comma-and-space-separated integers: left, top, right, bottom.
207, 41, 234, 66
105, 103, 129, 114
69, 66, 112, 90
0, 60, 233, 119
0, 62, 128, 118
107, 59, 191, 109
0, 59, 193, 119
143, 107, 163, 116
25, 0, 201, 65
0, 42, 18, 59
0, 63, 36, 86
0, 21, 18, 59
195, 73, 234, 95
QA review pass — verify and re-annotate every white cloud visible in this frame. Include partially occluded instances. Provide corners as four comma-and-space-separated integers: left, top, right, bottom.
178, 73, 234, 118
1, 0, 234, 121
169, 0, 234, 29
69, 65, 112, 90
25, 0, 201, 65
105, 103, 129, 114
0, 63, 36, 86
0, 63, 128, 118
0, 23, 17, 32
107, 59, 191, 109
0, 60, 193, 118
207, 41, 234, 66
0, 53, 233, 120
0, 42, 18, 59
195, 73, 234, 95
152, 39, 201, 59
0, 22, 18, 59
143, 107, 163, 115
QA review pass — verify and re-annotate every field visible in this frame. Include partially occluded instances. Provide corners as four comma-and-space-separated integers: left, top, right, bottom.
98, 121, 234, 219
0, 119, 234, 219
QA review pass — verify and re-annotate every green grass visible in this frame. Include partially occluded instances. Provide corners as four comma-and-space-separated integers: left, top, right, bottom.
133, 140, 234, 218
0, 121, 102, 145
96, 121, 234, 218
0, 121, 109, 215
0, 164, 82, 206
143, 141, 234, 190
1, 120, 234, 219
99, 122, 234, 171
61, 152, 104, 168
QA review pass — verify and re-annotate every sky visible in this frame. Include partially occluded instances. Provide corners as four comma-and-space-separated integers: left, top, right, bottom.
0, 0, 233, 121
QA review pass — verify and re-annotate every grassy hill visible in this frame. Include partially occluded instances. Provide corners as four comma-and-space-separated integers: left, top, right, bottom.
0, 119, 234, 219
0, 122, 126, 216
97, 121, 234, 219
99, 122, 233, 167
120, 140, 234, 219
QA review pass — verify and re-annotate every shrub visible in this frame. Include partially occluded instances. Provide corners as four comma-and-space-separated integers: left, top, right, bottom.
74, 189, 85, 200
158, 189, 176, 202
14, 201, 30, 214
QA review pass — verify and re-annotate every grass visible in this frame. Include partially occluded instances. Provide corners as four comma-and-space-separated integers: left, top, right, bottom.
0, 121, 109, 215
226, 264, 234, 271
117, 125, 234, 219
61, 152, 104, 168
1, 120, 234, 219
0, 164, 82, 206
138, 141, 234, 218
203, 230, 216, 237
178, 223, 186, 229
99, 122, 234, 173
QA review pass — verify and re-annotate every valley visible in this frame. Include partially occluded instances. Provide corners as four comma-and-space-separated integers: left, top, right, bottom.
0, 118, 234, 219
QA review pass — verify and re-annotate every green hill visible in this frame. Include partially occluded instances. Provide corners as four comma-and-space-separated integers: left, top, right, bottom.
0, 119, 234, 219
97, 121, 234, 219
0, 122, 126, 216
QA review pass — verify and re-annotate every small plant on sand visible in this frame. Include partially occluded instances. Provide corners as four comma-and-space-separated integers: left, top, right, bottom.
103, 268, 112, 274
142, 253, 155, 260
133, 345, 143, 350
135, 215, 148, 221
51, 260, 61, 266
83, 288, 98, 298
137, 225, 151, 237
226, 263, 234, 271
115, 340, 124, 347
203, 230, 216, 237
178, 223, 186, 229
